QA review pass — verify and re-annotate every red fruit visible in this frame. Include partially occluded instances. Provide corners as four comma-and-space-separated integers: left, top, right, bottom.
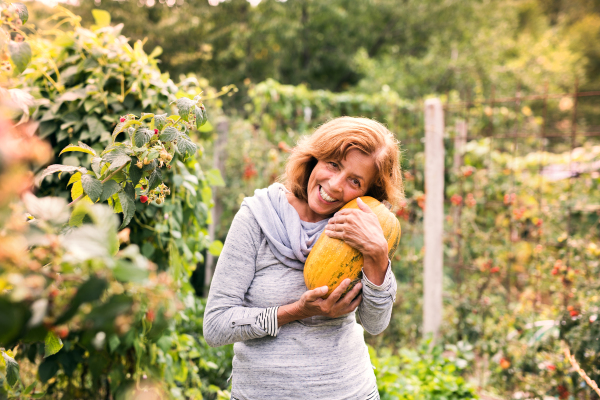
243, 163, 257, 180
120, 117, 126, 123
570, 310, 579, 317
49, 288, 60, 298
547, 364, 556, 371
154, 129, 159, 135
450, 194, 463, 206
490, 266, 500, 273
558, 385, 569, 399
146, 310, 155, 322
551, 268, 559, 275
567, 305, 574, 311
56, 326, 69, 339
500, 358, 510, 369
140, 195, 148, 203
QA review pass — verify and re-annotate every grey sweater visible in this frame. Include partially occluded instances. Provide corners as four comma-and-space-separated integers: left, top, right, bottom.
204, 204, 397, 400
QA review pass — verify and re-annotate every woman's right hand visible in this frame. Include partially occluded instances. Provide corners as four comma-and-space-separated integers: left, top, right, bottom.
277, 279, 363, 326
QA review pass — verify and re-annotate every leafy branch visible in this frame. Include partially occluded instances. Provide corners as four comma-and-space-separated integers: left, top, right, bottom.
38, 96, 207, 229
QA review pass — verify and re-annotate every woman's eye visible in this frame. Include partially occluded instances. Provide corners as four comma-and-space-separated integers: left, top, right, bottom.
328, 162, 338, 169
351, 179, 360, 187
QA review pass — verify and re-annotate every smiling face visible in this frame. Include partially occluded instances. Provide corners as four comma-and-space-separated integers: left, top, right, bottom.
305, 148, 378, 221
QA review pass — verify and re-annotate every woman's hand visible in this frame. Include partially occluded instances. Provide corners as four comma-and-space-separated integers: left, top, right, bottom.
324, 197, 389, 284
277, 279, 362, 326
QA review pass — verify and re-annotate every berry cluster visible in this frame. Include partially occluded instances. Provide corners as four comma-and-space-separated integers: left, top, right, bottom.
140, 183, 171, 205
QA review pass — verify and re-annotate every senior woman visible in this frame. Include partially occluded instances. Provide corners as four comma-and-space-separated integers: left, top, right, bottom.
204, 116, 403, 400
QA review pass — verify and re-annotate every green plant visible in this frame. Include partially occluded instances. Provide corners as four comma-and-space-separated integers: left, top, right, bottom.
22, 7, 227, 273
372, 339, 478, 400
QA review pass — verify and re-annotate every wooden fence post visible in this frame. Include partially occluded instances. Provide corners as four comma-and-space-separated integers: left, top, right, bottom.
423, 98, 445, 339
204, 117, 229, 297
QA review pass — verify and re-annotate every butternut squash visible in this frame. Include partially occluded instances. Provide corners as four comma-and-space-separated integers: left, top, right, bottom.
304, 196, 401, 298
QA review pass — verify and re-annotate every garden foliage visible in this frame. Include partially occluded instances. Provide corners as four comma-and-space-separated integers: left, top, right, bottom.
218, 78, 600, 398
1, 6, 232, 399
372, 340, 477, 400
22, 7, 226, 271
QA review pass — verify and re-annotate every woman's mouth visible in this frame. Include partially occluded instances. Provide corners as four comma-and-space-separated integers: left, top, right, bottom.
318, 185, 338, 203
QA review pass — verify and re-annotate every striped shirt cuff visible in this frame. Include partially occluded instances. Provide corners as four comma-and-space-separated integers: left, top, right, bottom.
256, 306, 279, 337
362, 259, 393, 291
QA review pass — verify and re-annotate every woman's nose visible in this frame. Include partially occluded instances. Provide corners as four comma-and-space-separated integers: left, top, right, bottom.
328, 174, 344, 193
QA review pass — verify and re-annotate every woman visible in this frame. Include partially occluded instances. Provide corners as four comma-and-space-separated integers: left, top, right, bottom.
204, 117, 403, 400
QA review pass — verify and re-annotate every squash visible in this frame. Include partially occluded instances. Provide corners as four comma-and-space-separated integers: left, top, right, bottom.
304, 196, 401, 298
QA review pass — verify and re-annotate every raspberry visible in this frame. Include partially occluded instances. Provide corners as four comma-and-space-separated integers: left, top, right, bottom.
154, 129, 159, 135
146, 310, 155, 322
570, 309, 579, 317
490, 266, 500, 273
140, 195, 148, 203
120, 117, 126, 123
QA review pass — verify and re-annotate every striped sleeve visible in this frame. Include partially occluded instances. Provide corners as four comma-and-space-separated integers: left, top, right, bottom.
256, 306, 280, 337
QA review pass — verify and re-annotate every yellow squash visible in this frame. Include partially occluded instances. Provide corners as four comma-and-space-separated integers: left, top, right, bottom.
304, 196, 401, 298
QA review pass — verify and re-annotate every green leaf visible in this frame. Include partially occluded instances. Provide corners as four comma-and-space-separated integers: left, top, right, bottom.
176, 134, 197, 160
134, 127, 152, 147
44, 332, 63, 358
2, 351, 20, 386
71, 180, 93, 204
149, 46, 162, 58
176, 97, 196, 122
59, 141, 97, 157
108, 334, 120, 353
36, 164, 87, 186
92, 9, 111, 28
118, 190, 135, 229
129, 158, 143, 188
208, 240, 224, 256
154, 113, 167, 130
38, 358, 58, 384
195, 104, 208, 128
159, 126, 179, 142
198, 120, 213, 133
100, 180, 121, 202
91, 157, 102, 177
12, 3, 29, 23
105, 153, 131, 173
81, 174, 103, 203
69, 201, 88, 227
147, 168, 162, 191
67, 172, 82, 187
113, 261, 149, 283
139, 113, 154, 122
206, 168, 225, 187
112, 119, 141, 142
8, 41, 31, 74
23, 381, 36, 395
124, 182, 135, 200
141, 242, 155, 258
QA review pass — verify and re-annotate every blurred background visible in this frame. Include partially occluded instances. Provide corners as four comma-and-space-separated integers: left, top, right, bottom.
2, 0, 600, 399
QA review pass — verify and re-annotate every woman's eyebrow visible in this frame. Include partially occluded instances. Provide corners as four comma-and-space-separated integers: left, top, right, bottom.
338, 160, 365, 181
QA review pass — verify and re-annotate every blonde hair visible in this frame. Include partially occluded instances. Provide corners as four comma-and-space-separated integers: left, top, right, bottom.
283, 117, 404, 209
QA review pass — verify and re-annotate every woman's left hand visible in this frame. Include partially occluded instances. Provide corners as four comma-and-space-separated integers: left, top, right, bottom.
324, 198, 389, 285
325, 198, 389, 284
